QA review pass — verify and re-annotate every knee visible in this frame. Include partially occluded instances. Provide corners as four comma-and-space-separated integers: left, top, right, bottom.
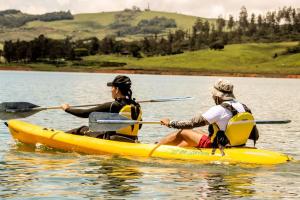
178, 129, 190, 137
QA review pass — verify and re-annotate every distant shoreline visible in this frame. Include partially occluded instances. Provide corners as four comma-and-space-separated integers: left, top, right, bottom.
0, 66, 299, 79
1, 42, 299, 79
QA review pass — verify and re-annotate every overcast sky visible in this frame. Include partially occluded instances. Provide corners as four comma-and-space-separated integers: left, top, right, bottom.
0, 0, 299, 19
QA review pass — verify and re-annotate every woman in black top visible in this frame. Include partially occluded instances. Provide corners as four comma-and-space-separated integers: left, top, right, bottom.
61, 75, 141, 142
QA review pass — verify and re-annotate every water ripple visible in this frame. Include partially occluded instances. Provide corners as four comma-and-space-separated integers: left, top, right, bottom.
0, 71, 299, 199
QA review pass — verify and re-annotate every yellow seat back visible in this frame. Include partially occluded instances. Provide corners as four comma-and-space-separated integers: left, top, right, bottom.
116, 105, 142, 136
225, 112, 254, 146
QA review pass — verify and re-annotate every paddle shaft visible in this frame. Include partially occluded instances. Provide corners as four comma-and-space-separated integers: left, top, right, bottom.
23, 97, 194, 111
34, 104, 100, 111
90, 117, 291, 132
0, 97, 193, 120
255, 120, 291, 124
96, 120, 160, 124
95, 119, 291, 125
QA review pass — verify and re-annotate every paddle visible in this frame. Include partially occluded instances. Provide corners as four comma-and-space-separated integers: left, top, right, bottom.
254, 120, 291, 124
0, 96, 193, 120
89, 112, 160, 131
89, 112, 292, 132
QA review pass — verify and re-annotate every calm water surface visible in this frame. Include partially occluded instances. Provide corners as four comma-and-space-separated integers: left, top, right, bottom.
0, 71, 299, 199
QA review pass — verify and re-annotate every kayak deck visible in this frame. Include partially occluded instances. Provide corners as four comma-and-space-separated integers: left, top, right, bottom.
7, 120, 293, 165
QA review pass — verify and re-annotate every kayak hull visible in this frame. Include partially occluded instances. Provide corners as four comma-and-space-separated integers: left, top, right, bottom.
7, 120, 293, 165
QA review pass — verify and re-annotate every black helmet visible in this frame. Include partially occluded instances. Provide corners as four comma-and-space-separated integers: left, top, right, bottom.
107, 75, 131, 88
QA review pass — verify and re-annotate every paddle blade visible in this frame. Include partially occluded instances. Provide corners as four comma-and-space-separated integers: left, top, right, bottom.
0, 102, 40, 120
89, 112, 132, 132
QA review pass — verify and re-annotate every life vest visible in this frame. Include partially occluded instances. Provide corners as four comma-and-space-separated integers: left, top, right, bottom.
116, 104, 142, 136
209, 102, 257, 147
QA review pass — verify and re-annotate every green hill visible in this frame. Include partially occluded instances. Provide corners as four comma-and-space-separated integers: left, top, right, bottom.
2, 42, 298, 77
83, 42, 300, 75
0, 10, 210, 42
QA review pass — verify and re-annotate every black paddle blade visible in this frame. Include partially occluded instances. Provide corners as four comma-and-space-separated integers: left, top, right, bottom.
0, 102, 40, 120
89, 112, 130, 132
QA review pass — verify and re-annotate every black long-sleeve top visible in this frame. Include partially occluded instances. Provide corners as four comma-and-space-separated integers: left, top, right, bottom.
65, 99, 131, 118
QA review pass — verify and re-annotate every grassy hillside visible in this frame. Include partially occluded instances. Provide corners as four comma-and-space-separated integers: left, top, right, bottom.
132, 11, 214, 30
83, 42, 300, 75
1, 41, 298, 77
0, 10, 203, 42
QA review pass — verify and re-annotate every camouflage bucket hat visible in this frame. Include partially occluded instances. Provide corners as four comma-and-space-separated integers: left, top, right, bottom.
211, 79, 235, 100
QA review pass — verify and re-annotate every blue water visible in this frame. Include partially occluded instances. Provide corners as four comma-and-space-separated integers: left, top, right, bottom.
0, 71, 299, 199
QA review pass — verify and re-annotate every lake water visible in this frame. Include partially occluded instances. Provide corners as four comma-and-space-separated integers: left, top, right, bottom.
0, 71, 299, 199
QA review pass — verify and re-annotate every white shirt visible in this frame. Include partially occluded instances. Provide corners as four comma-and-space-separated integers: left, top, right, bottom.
202, 101, 245, 131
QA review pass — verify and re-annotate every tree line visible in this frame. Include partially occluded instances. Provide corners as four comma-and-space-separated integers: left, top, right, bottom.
2, 6, 300, 63
0, 9, 73, 28
189, 6, 300, 50
109, 8, 177, 36
114, 16, 177, 36
2, 35, 144, 63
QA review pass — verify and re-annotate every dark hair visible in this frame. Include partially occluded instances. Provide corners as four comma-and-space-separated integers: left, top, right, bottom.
118, 86, 134, 100
107, 75, 134, 100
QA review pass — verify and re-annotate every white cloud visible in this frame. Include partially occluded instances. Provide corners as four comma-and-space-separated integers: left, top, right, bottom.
24, 5, 48, 14
210, 5, 226, 18
56, 0, 71, 6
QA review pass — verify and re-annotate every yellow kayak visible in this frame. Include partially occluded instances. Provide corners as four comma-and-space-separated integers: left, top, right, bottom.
6, 120, 293, 165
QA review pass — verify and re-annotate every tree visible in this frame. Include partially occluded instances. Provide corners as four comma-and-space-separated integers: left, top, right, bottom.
142, 37, 151, 54
158, 38, 171, 55
239, 6, 249, 34
257, 14, 263, 29
0, 49, 3, 63
266, 11, 277, 35
192, 18, 203, 35
100, 36, 115, 54
3, 40, 14, 63
227, 15, 235, 31
189, 36, 196, 51
174, 30, 185, 42
63, 37, 74, 60
89, 37, 100, 55
202, 20, 210, 44
293, 13, 300, 32
209, 24, 218, 43
129, 42, 142, 58
248, 13, 257, 36
216, 15, 226, 33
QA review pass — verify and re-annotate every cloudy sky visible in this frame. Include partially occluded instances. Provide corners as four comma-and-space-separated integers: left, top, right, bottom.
0, 0, 299, 18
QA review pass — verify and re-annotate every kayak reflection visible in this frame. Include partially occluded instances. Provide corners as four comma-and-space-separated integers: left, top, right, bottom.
174, 167, 256, 198
202, 172, 255, 198
83, 158, 143, 198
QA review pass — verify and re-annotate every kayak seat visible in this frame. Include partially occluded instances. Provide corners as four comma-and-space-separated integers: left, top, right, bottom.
109, 135, 137, 143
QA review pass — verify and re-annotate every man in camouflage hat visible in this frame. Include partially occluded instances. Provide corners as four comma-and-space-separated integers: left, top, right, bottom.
159, 79, 258, 148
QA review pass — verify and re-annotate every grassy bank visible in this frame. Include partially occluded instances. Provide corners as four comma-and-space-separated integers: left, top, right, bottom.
84, 42, 300, 75
1, 42, 300, 77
